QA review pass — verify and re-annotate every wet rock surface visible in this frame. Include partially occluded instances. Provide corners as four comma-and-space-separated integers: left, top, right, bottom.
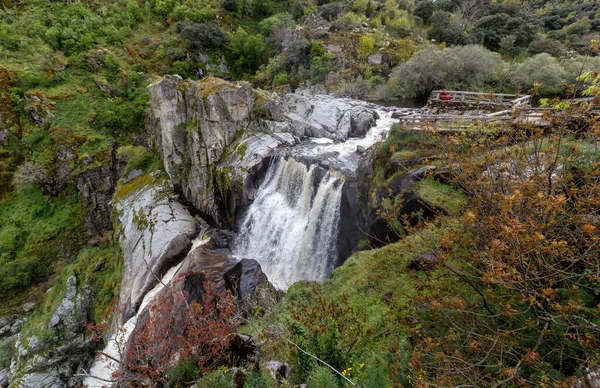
147, 76, 386, 226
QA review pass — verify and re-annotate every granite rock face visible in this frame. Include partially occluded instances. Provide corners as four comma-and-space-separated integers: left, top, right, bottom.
112, 173, 198, 323
147, 76, 378, 226
8, 277, 96, 388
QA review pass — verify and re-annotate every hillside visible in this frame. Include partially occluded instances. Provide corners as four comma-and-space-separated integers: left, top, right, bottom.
0, 0, 599, 386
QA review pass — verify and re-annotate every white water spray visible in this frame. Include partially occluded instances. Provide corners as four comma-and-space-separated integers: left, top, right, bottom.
233, 157, 344, 289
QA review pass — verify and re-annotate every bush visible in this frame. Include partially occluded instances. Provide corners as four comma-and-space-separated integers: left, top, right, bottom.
320, 3, 343, 21
0, 336, 16, 369
427, 11, 467, 45
117, 146, 158, 175
286, 38, 312, 71
388, 45, 507, 98
12, 162, 49, 192
178, 22, 227, 50
258, 13, 294, 36
43, 4, 101, 55
196, 369, 235, 387
306, 366, 338, 388
528, 38, 566, 58
511, 53, 566, 95
357, 35, 375, 59
226, 29, 269, 78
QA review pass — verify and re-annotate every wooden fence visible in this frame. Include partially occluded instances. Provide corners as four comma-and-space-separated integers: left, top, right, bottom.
430, 90, 532, 108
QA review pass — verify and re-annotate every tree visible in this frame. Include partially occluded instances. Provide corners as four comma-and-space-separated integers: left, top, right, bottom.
427, 11, 467, 45
177, 22, 227, 50
357, 35, 375, 59
387, 45, 506, 98
226, 28, 268, 78
414, 1, 436, 24
511, 53, 566, 95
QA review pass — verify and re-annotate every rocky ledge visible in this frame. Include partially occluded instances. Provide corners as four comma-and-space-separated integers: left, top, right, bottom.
146, 75, 379, 226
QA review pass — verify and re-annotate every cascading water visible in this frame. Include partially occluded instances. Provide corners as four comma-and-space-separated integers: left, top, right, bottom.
83, 103, 407, 385
232, 157, 344, 289
232, 110, 400, 290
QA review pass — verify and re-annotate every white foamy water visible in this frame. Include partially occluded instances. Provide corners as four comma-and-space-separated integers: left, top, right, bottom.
294, 110, 397, 171
232, 110, 398, 290
83, 262, 184, 387
233, 157, 344, 289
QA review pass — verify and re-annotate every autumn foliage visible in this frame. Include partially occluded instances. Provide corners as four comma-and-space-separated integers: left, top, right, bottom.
409, 94, 600, 385
91, 281, 241, 387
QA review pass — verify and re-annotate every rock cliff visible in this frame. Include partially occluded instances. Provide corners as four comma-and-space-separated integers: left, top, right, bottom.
112, 172, 198, 324
147, 75, 377, 225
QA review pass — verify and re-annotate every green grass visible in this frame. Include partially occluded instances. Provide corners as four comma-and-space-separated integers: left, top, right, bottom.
416, 178, 466, 214
0, 336, 16, 369
245, 222, 458, 386
21, 242, 123, 340
0, 187, 85, 315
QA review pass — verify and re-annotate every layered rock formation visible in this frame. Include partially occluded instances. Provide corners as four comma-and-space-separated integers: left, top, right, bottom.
147, 75, 378, 225
8, 277, 95, 388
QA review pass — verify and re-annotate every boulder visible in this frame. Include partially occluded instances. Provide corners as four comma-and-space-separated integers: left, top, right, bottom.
574, 361, 600, 388
224, 259, 268, 302
228, 334, 259, 367
263, 361, 291, 382
49, 276, 93, 338
0, 369, 8, 388
223, 259, 281, 315
179, 247, 238, 303
408, 251, 438, 271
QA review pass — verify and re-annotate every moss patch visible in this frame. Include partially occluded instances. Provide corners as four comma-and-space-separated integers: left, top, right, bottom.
416, 178, 466, 214
197, 76, 236, 99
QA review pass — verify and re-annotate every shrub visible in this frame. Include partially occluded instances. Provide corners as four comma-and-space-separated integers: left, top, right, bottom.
196, 369, 235, 387
12, 162, 49, 192
388, 45, 507, 98
258, 12, 294, 36
0, 336, 16, 369
320, 3, 342, 21
170, 60, 192, 77
252, 0, 274, 17
306, 366, 338, 388
273, 72, 290, 87
178, 22, 227, 49
357, 35, 375, 59
43, 4, 101, 55
117, 146, 158, 175
412, 100, 600, 386
427, 11, 467, 45
528, 38, 566, 58
286, 38, 312, 71
226, 29, 268, 78
244, 371, 275, 387
105, 283, 241, 386
511, 53, 566, 95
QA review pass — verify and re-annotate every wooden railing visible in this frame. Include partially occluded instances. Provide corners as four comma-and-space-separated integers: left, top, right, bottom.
430, 90, 532, 108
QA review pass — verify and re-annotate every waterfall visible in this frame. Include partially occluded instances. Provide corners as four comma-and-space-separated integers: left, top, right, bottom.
232, 157, 344, 290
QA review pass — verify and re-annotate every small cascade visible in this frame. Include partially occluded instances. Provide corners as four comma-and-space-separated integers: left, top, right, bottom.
232, 157, 344, 289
